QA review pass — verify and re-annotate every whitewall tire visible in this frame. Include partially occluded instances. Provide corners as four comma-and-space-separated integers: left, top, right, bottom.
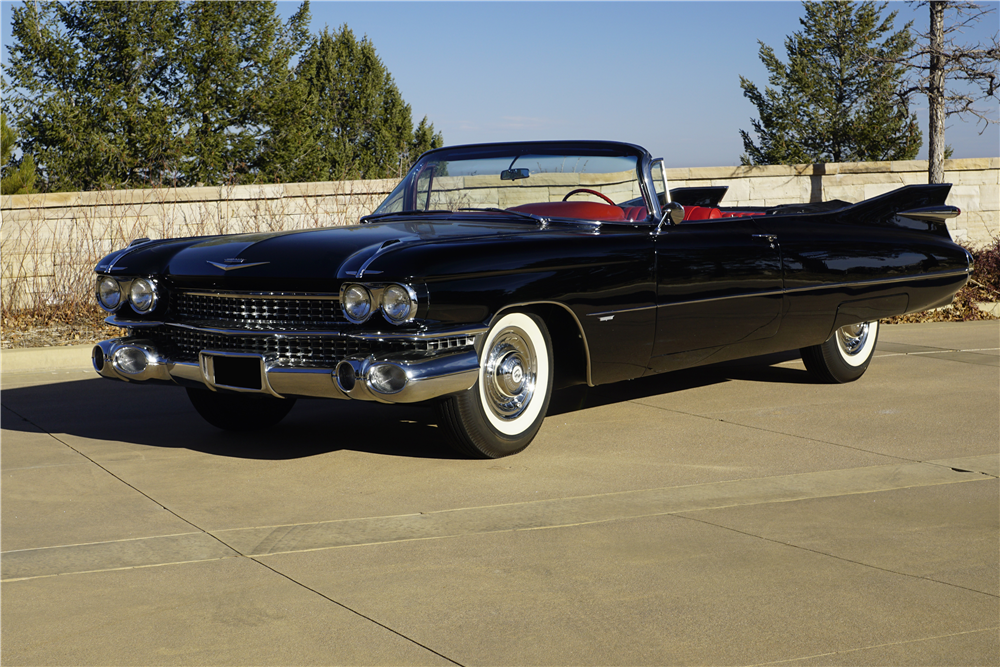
437, 312, 553, 458
800, 320, 880, 383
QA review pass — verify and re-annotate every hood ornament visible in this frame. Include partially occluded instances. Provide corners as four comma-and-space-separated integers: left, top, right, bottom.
207, 259, 270, 271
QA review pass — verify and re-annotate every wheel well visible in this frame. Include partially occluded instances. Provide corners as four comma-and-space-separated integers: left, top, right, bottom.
500, 303, 589, 389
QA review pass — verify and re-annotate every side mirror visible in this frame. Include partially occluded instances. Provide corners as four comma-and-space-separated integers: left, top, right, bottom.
657, 202, 685, 230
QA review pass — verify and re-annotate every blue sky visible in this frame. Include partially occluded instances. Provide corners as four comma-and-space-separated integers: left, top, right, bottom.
3, 1, 998, 168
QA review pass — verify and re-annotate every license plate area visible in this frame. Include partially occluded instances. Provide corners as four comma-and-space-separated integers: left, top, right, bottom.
200, 352, 265, 391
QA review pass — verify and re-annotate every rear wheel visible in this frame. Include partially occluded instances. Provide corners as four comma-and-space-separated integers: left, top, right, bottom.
800, 320, 880, 383
437, 312, 553, 458
186, 388, 296, 431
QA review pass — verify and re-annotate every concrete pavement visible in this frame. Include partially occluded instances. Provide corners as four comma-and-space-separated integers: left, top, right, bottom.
2, 320, 997, 665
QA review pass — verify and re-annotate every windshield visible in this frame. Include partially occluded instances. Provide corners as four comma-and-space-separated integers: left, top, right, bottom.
372, 148, 646, 222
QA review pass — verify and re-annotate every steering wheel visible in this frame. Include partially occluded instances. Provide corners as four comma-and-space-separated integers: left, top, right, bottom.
562, 188, 616, 206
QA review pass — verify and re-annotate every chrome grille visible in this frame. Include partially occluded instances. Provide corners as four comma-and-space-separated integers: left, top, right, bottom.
417, 335, 476, 351
171, 292, 343, 331
147, 326, 413, 368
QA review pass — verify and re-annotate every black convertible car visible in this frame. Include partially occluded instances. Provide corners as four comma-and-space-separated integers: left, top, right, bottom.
92, 141, 972, 458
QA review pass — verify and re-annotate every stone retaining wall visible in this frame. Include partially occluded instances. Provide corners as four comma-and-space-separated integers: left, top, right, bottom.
1, 158, 996, 312
665, 158, 998, 247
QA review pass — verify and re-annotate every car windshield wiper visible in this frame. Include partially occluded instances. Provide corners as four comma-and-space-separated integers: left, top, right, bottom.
361, 209, 455, 222
457, 207, 548, 223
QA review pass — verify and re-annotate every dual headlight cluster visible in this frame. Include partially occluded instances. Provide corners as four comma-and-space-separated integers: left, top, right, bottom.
341, 283, 419, 325
96, 276, 159, 314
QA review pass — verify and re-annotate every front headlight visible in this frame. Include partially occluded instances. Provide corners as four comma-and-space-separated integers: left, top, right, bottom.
96, 276, 122, 311
129, 278, 158, 313
342, 284, 373, 323
381, 284, 418, 323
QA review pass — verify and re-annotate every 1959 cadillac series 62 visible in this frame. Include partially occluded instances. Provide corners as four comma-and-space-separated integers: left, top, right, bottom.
92, 141, 972, 458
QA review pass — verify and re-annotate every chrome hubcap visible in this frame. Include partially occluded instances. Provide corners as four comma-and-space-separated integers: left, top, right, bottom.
483, 328, 536, 421
837, 322, 870, 356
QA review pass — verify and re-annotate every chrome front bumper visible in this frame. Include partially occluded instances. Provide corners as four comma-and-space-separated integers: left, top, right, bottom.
92, 337, 480, 404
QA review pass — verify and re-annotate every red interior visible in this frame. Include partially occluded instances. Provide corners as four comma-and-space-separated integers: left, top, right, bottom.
509, 201, 626, 221
621, 206, 649, 222
505, 202, 761, 223
682, 206, 763, 220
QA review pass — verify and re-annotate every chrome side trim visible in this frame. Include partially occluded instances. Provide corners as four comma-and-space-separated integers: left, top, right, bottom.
586, 268, 971, 317
657, 289, 786, 309
586, 304, 657, 317
783, 268, 971, 295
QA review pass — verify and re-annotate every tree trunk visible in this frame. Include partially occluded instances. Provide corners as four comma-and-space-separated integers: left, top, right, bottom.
927, 1, 947, 184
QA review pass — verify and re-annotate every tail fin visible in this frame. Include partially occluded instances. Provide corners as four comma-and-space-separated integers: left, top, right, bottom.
837, 184, 958, 238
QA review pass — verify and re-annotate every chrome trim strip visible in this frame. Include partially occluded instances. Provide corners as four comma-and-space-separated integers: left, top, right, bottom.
586, 304, 657, 317
783, 268, 971, 295
352, 326, 488, 341
105, 316, 164, 328
657, 289, 786, 309
587, 268, 970, 316
206, 261, 271, 272
105, 318, 486, 344
357, 241, 402, 279
180, 291, 340, 300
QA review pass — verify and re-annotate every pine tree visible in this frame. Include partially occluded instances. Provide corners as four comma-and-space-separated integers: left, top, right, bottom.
5, 1, 183, 190
409, 116, 445, 168
177, 0, 311, 186
4, 2, 441, 190
283, 26, 430, 182
740, 1, 922, 165
1, 114, 37, 195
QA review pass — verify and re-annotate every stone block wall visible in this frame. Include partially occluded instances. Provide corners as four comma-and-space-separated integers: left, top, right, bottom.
665, 157, 999, 247
0, 179, 395, 311
1, 158, 996, 312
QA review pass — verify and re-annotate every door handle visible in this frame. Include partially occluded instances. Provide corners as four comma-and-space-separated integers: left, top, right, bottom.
752, 234, 778, 249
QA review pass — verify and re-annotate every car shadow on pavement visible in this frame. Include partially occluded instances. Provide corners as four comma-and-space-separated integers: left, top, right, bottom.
548, 350, 809, 415
1, 351, 809, 460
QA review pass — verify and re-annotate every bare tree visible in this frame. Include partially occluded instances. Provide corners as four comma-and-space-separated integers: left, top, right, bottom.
896, 1, 999, 183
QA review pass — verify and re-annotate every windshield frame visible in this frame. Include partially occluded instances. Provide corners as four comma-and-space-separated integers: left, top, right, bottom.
370, 141, 660, 224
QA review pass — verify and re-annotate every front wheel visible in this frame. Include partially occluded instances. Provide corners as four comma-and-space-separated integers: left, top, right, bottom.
800, 320, 880, 383
186, 388, 296, 431
436, 312, 553, 458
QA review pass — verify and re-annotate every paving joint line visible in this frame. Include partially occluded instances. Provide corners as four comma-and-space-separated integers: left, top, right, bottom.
627, 399, 923, 464
677, 512, 1000, 600
250, 558, 465, 666
1, 403, 468, 663
749, 626, 1000, 666
626, 402, 998, 479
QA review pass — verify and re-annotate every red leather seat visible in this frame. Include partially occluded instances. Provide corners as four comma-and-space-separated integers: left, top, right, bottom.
621, 206, 648, 222
682, 206, 723, 221
509, 202, 626, 221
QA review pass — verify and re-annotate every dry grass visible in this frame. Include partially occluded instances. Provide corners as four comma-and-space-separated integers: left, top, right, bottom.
1, 182, 391, 348
884, 236, 1000, 324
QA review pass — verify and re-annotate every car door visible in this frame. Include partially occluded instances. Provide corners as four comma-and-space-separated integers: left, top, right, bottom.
649, 217, 783, 372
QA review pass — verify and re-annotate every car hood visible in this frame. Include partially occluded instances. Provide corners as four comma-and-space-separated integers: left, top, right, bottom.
97, 218, 552, 282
